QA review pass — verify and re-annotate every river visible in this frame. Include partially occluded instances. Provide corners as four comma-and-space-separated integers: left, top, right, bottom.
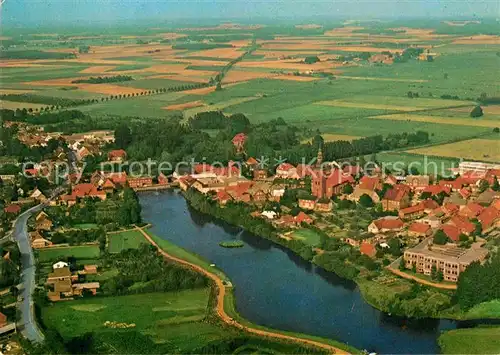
140, 190, 468, 354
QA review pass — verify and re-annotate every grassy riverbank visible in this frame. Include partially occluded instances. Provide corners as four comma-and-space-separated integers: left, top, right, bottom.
146, 229, 361, 354
438, 326, 500, 354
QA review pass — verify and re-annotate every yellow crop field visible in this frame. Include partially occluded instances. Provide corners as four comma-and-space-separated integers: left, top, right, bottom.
372, 113, 500, 128
0, 100, 47, 110
407, 139, 500, 162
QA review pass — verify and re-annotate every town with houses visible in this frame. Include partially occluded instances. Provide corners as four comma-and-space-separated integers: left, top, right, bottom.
0, 119, 500, 349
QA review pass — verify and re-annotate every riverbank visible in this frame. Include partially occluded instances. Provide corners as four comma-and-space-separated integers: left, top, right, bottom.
181, 188, 500, 323
138, 227, 359, 354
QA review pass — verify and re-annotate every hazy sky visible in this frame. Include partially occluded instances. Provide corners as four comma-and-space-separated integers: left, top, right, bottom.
1, 0, 498, 27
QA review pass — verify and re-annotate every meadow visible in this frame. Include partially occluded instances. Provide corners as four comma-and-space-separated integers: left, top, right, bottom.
1, 20, 499, 159
438, 327, 500, 354
36, 245, 100, 262
108, 230, 147, 253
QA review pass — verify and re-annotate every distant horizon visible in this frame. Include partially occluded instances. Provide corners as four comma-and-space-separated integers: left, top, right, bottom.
1, 0, 498, 29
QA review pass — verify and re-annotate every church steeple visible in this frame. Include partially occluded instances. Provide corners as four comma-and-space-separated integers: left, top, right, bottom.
316, 146, 323, 167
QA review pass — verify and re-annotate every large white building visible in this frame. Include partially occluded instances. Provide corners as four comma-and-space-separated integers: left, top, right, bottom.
459, 161, 500, 175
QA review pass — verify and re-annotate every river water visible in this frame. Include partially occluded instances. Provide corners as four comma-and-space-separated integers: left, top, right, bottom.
140, 190, 474, 354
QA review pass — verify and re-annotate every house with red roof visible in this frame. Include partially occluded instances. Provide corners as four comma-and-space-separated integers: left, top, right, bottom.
405, 175, 430, 191
253, 169, 268, 180
421, 199, 439, 213
298, 198, 316, 210
312, 169, 354, 199
408, 222, 432, 238
275, 163, 298, 179
296, 164, 315, 178
127, 177, 153, 189
442, 202, 460, 216
423, 185, 451, 196
178, 175, 196, 191
478, 206, 500, 233
439, 179, 464, 191
360, 242, 377, 258
295, 211, 313, 225
458, 188, 472, 200
459, 202, 484, 218
399, 203, 426, 220
108, 149, 127, 162
232, 133, 247, 153
384, 175, 398, 185
368, 217, 404, 234
4, 204, 21, 215
246, 157, 258, 167
439, 225, 461, 242
448, 215, 476, 235
381, 184, 411, 211
358, 176, 382, 191
214, 190, 232, 205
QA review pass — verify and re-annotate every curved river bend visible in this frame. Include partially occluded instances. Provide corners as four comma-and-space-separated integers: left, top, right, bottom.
140, 191, 477, 354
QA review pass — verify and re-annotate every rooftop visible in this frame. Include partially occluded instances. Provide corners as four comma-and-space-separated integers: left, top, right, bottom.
408, 238, 488, 264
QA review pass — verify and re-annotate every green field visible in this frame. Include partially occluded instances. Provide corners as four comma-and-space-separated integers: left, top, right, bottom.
108, 230, 147, 253
439, 327, 500, 354
37, 245, 100, 262
40, 289, 240, 352
292, 229, 322, 246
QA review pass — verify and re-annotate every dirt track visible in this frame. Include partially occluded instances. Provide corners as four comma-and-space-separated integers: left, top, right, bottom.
136, 226, 348, 354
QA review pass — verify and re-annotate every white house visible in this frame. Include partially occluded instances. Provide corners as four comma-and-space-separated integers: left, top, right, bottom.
261, 211, 278, 220
53, 261, 69, 270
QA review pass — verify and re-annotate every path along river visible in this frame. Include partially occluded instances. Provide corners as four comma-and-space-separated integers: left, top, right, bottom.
140, 190, 489, 354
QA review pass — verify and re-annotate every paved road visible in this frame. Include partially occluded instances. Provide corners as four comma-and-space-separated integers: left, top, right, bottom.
13, 204, 45, 344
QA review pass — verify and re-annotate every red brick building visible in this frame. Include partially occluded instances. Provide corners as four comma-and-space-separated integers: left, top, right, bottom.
312, 169, 354, 199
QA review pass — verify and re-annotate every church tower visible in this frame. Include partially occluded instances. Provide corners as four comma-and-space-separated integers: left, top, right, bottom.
316, 146, 323, 167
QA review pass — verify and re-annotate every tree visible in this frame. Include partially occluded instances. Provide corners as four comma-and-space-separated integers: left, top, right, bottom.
359, 194, 374, 208
304, 56, 320, 64
215, 82, 222, 91
78, 45, 90, 54
343, 184, 354, 194
311, 134, 324, 151
470, 105, 484, 118
399, 257, 406, 271
431, 264, 438, 280
114, 124, 132, 149
493, 127, 499, 133
433, 230, 448, 245
478, 179, 489, 193
492, 178, 499, 191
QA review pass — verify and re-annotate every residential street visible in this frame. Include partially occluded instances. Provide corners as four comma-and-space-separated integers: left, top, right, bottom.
13, 204, 45, 344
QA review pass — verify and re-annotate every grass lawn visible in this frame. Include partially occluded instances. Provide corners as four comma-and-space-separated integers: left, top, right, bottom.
37, 245, 100, 262
73, 223, 99, 230
108, 230, 147, 253
464, 300, 500, 319
40, 289, 239, 352
439, 327, 500, 354
291, 229, 322, 246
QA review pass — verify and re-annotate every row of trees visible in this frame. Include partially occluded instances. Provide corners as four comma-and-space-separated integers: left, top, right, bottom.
1, 82, 210, 116
102, 244, 208, 295
71, 75, 133, 84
